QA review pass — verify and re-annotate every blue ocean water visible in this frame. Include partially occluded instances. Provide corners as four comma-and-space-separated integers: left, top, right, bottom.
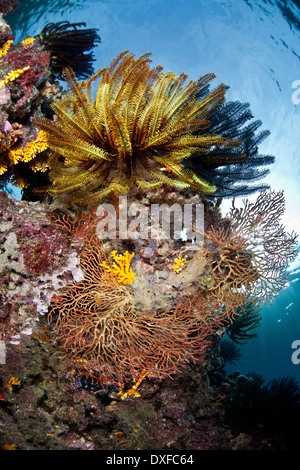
5, 0, 300, 384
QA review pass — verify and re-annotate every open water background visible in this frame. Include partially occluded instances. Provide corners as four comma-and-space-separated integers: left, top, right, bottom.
5, 0, 300, 384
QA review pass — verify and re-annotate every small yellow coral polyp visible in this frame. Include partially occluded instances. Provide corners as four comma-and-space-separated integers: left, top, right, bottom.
7, 377, 21, 390
0, 163, 8, 175
0, 66, 30, 88
0, 39, 13, 58
21, 37, 35, 48
0, 442, 16, 450
173, 254, 187, 273
118, 370, 148, 400
8, 147, 23, 165
101, 250, 135, 285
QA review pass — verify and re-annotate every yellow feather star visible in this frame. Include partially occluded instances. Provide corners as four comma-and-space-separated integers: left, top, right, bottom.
36, 50, 240, 203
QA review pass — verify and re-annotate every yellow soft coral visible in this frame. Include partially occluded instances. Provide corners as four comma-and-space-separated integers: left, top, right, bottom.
7, 377, 21, 390
101, 250, 135, 285
22, 130, 48, 162
21, 37, 35, 48
0, 162, 7, 175
173, 254, 186, 273
0, 39, 13, 58
7, 147, 23, 165
8, 131, 48, 164
118, 370, 148, 400
0, 66, 30, 88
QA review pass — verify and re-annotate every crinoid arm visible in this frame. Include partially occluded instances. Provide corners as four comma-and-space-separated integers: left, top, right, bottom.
36, 51, 243, 203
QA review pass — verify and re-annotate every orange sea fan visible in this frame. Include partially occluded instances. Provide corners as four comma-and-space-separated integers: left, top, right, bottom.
49, 236, 225, 389
203, 191, 298, 311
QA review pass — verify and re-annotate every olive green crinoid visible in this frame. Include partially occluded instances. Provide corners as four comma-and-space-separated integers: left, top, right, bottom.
36, 50, 239, 203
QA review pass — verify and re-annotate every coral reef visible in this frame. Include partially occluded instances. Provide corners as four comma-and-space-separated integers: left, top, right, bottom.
3, 322, 295, 450
0, 17, 55, 189
0, 191, 82, 346
45, 186, 297, 395
0, 16, 298, 451
0, 34, 50, 119
48, 204, 222, 389
0, 17, 82, 192
0, 326, 276, 450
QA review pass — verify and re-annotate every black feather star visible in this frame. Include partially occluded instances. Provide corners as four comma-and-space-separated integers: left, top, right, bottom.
38, 21, 101, 79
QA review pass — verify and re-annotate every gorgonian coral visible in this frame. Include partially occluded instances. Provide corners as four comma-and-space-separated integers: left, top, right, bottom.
202, 191, 298, 316
49, 236, 222, 389
36, 50, 241, 203
48, 190, 298, 390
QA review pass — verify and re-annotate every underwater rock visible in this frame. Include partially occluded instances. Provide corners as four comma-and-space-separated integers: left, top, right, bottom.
0, 14, 12, 38
0, 191, 83, 346
0, 2, 19, 16
0, 20, 50, 122
0, 330, 275, 450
